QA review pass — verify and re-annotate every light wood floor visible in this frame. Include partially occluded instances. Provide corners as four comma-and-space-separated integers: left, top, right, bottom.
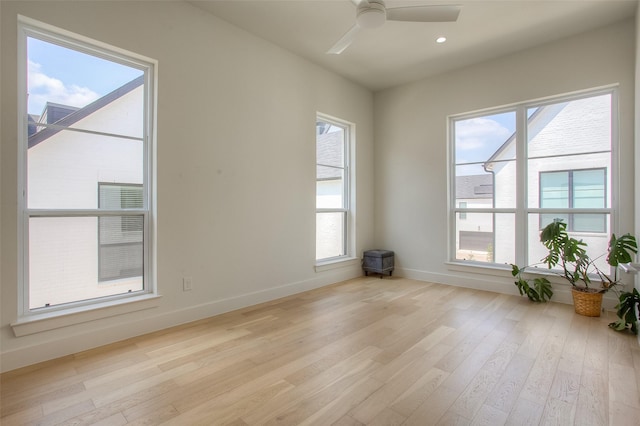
2, 277, 640, 425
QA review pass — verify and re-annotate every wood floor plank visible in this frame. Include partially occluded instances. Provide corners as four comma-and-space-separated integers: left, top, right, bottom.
539, 397, 576, 425
609, 361, 640, 410
445, 340, 519, 420
123, 402, 180, 425
403, 384, 460, 426
440, 329, 508, 393
350, 341, 451, 423
390, 367, 450, 417
483, 353, 535, 414
295, 376, 383, 426
157, 380, 294, 425
239, 346, 383, 425
609, 401, 640, 426
518, 314, 569, 406
365, 407, 406, 426
575, 367, 608, 426
0, 404, 43, 426
469, 403, 508, 426
332, 414, 365, 426
583, 315, 611, 373
504, 397, 544, 426
1, 277, 639, 426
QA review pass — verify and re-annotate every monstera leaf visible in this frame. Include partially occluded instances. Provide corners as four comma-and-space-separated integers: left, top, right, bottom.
540, 220, 587, 268
540, 220, 567, 262
532, 277, 553, 302
511, 264, 553, 303
609, 288, 640, 334
606, 233, 638, 266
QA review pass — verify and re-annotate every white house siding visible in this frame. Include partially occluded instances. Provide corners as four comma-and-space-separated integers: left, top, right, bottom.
489, 148, 517, 264
455, 198, 494, 262
27, 86, 144, 308
454, 174, 495, 261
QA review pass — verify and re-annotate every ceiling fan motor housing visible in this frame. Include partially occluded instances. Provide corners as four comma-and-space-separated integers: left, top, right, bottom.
357, 1, 387, 28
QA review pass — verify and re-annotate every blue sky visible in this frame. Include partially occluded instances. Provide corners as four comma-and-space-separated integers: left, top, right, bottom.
455, 111, 515, 165
27, 37, 143, 115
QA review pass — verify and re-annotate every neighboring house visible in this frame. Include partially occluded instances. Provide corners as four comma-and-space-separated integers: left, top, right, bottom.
455, 174, 494, 262
483, 94, 611, 266
27, 76, 144, 309
28, 103, 79, 137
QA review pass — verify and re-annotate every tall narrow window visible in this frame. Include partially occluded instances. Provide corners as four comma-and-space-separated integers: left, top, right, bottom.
451, 90, 615, 270
19, 19, 155, 311
453, 111, 515, 264
316, 116, 350, 261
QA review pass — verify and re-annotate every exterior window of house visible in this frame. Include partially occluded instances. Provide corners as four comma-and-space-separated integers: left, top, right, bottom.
451, 89, 615, 269
316, 115, 350, 261
98, 184, 144, 282
539, 169, 606, 233
459, 202, 467, 219
18, 18, 156, 312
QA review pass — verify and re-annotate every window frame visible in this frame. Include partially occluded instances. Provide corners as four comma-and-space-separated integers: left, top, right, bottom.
16, 16, 157, 318
315, 113, 352, 264
449, 86, 618, 268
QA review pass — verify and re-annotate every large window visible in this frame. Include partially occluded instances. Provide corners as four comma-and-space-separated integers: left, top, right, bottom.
316, 115, 350, 261
19, 18, 156, 312
451, 90, 615, 269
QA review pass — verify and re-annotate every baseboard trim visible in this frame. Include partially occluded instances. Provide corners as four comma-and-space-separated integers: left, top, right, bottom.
2, 263, 627, 372
395, 266, 621, 309
1, 265, 362, 373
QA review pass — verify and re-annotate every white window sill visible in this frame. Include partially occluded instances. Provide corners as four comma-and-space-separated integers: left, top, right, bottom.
11, 293, 162, 337
446, 260, 615, 287
447, 260, 566, 281
315, 256, 360, 272
446, 260, 513, 276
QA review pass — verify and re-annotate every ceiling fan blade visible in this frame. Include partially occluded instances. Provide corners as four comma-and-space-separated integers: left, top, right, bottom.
386, 5, 461, 22
327, 24, 361, 54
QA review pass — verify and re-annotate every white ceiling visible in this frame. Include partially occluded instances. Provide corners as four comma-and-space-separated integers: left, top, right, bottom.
190, 0, 638, 91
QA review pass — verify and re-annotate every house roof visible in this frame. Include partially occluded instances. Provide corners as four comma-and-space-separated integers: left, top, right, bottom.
456, 174, 493, 199
316, 130, 344, 181
39, 102, 80, 125
28, 75, 144, 149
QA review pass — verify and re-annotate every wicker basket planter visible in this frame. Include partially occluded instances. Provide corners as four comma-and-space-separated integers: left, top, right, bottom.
571, 288, 603, 317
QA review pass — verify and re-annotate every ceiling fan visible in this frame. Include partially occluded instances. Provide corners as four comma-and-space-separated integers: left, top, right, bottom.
327, 0, 461, 54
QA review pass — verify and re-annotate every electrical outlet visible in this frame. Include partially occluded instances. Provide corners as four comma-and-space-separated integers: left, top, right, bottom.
183, 277, 193, 291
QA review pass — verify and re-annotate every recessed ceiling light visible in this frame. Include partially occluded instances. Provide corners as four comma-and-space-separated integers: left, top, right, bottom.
436, 36, 447, 44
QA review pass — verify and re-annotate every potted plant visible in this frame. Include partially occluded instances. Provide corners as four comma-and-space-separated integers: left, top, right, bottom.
512, 219, 637, 317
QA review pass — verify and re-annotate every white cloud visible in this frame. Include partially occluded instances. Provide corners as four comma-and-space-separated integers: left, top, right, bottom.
455, 117, 511, 152
28, 60, 99, 114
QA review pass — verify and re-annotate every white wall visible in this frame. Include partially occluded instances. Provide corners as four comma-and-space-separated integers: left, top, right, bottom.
0, 1, 375, 371
635, 0, 640, 346
374, 19, 636, 303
